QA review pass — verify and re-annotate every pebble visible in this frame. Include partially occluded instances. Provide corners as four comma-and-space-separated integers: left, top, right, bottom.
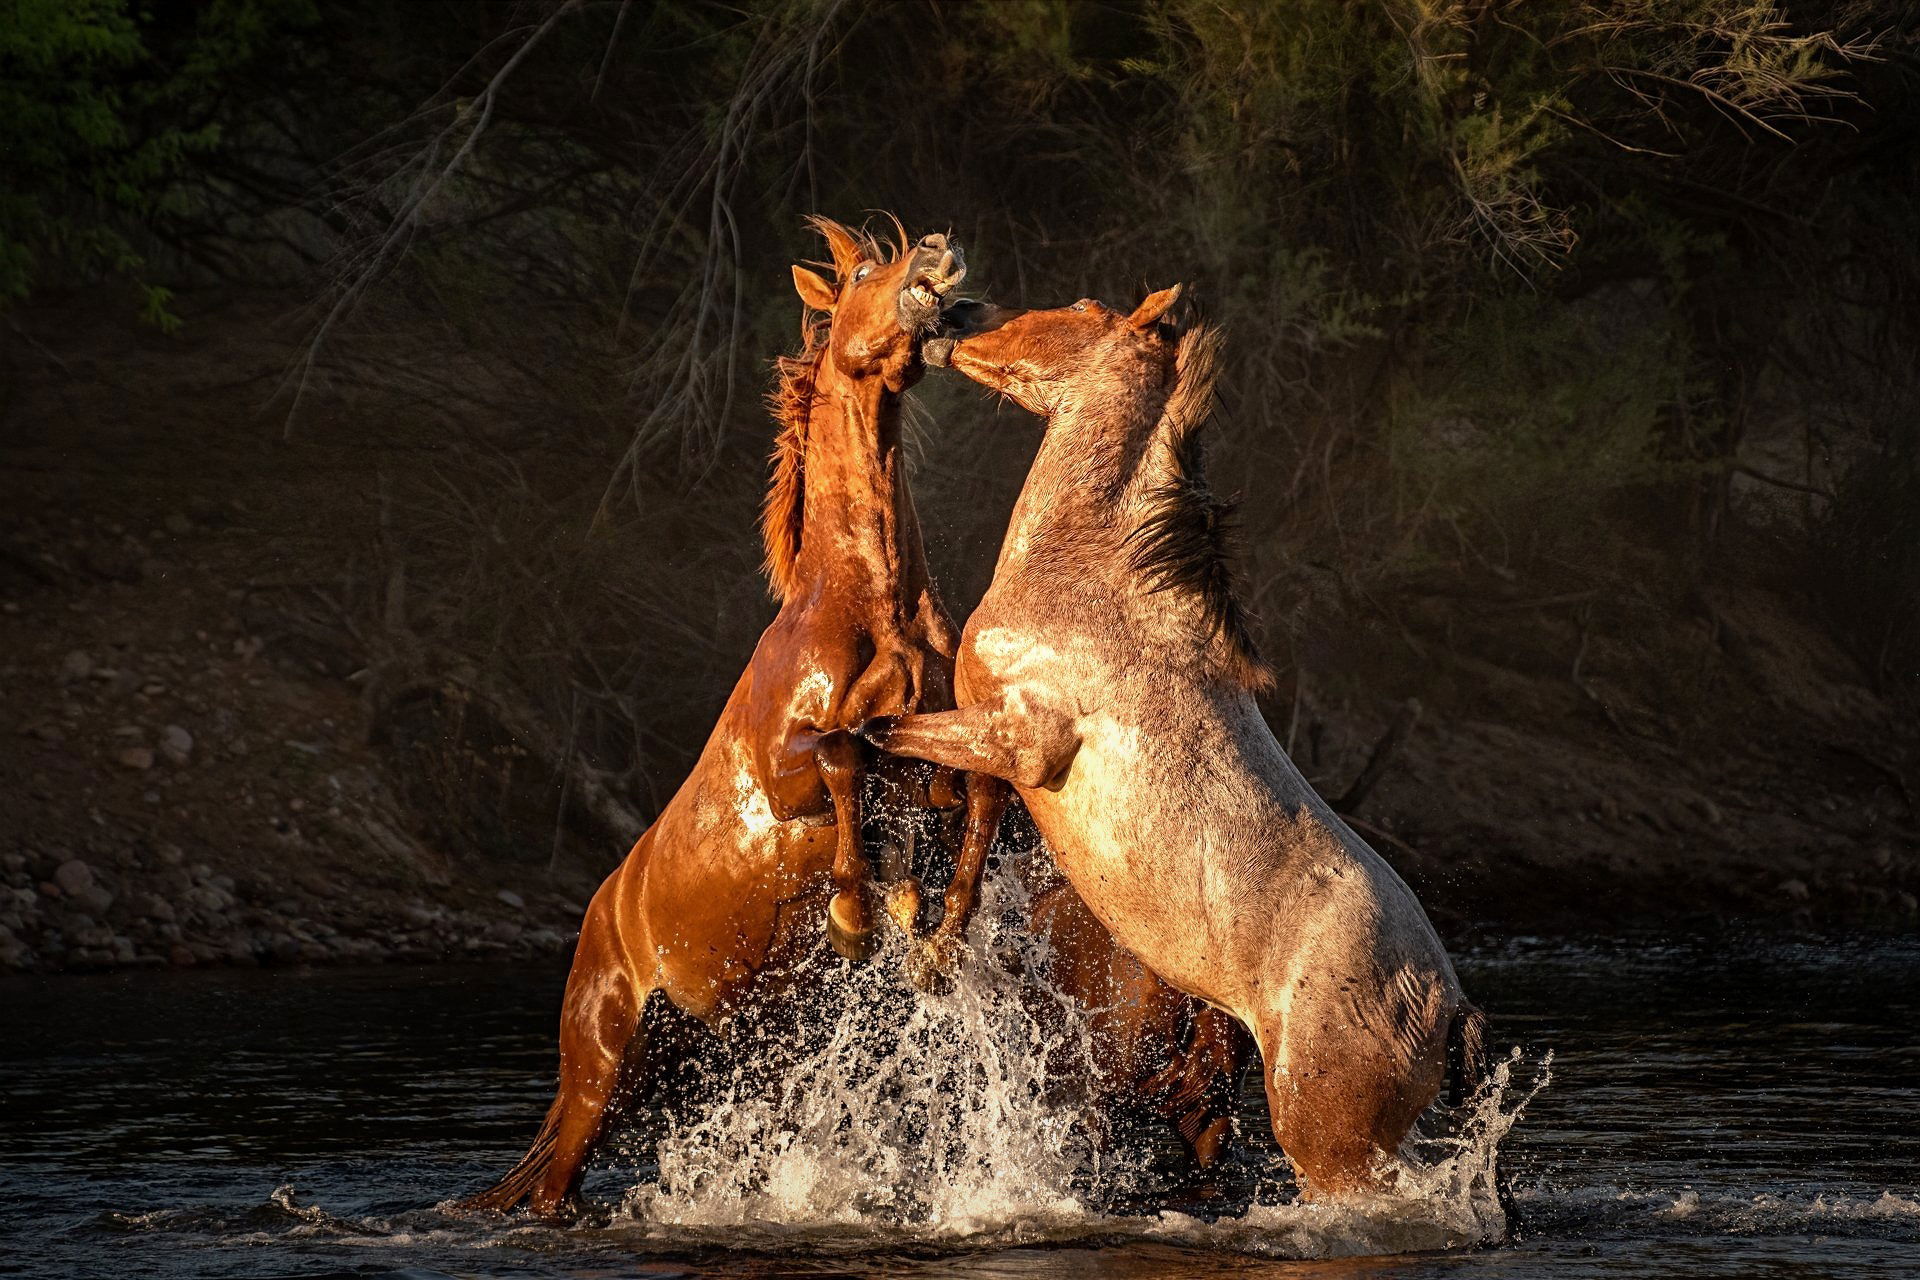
1778, 878, 1811, 902
117, 746, 155, 770
160, 724, 193, 765
53, 860, 97, 898
60, 651, 92, 681
496, 889, 526, 911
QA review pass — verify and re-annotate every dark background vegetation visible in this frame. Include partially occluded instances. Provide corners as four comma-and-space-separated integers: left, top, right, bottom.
3, 0, 1918, 972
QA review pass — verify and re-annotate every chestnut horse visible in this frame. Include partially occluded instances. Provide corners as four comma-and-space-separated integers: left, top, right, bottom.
868, 291, 1487, 1196
461, 217, 999, 1217
1018, 850, 1253, 1167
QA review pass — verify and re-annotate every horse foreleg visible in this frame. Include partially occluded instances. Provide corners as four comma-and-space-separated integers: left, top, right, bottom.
817, 730, 876, 962
907, 772, 1008, 992
859, 698, 1080, 790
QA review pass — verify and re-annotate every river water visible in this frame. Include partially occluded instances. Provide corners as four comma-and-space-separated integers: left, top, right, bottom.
4, 932, 1918, 1278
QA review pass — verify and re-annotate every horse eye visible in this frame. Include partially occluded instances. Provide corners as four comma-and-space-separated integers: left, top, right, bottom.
1072, 300, 1089, 312
854, 264, 873, 282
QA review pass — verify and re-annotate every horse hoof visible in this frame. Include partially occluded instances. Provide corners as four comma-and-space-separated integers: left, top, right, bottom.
905, 932, 964, 994
827, 893, 876, 963
884, 878, 924, 937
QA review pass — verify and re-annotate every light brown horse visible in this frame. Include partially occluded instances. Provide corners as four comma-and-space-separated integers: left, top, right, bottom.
461, 217, 999, 1217
868, 291, 1488, 1197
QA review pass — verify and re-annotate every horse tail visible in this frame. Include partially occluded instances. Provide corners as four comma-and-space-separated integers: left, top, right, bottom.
1446, 1000, 1489, 1108
456, 1095, 565, 1214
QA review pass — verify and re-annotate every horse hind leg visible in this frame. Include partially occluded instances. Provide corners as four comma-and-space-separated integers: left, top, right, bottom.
1254, 1008, 1447, 1199
1166, 1008, 1254, 1169
460, 893, 652, 1219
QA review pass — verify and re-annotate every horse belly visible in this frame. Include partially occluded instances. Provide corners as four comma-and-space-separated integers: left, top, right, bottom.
638, 742, 838, 1020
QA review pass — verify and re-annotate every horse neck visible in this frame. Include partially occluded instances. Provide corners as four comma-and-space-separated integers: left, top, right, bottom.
994, 387, 1160, 579
792, 359, 929, 613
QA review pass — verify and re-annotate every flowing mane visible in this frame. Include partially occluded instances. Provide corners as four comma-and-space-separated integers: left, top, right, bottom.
1124, 325, 1274, 691
758, 215, 907, 603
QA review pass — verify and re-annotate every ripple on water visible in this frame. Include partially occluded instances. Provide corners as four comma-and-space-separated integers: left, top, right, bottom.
6, 929, 1920, 1277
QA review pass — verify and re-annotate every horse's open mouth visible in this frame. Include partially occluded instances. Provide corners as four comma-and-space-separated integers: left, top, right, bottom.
898, 240, 966, 333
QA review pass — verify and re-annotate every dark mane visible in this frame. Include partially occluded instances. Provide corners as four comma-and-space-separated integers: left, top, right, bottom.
758, 214, 905, 602
1124, 325, 1274, 691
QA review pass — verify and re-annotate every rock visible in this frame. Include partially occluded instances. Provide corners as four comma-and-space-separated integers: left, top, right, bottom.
496, 889, 526, 911
1899, 891, 1919, 917
54, 859, 97, 898
116, 747, 155, 770
141, 894, 176, 923
61, 650, 92, 681
160, 724, 193, 766
1778, 878, 1811, 902
157, 843, 185, 867
168, 944, 197, 967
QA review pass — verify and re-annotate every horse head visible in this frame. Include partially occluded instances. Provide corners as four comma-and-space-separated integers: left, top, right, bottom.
790, 215, 967, 393
926, 284, 1185, 416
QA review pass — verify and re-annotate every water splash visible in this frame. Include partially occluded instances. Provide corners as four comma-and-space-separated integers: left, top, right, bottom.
1146, 1049, 1548, 1258
611, 845, 1542, 1258
619, 862, 1107, 1248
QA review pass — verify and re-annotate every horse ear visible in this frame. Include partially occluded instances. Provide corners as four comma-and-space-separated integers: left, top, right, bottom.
1128, 283, 1183, 329
792, 265, 837, 313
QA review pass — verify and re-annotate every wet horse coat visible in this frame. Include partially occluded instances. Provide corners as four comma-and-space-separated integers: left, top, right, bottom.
870, 290, 1487, 1195
462, 218, 987, 1217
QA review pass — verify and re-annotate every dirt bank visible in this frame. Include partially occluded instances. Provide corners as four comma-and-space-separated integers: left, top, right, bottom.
2, 295, 1915, 973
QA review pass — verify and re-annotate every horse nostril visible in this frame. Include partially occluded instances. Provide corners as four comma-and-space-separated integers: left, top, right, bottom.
920, 233, 946, 250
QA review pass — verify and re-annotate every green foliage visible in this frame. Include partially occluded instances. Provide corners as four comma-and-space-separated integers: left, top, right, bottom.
0, 0, 316, 324
1387, 288, 1687, 541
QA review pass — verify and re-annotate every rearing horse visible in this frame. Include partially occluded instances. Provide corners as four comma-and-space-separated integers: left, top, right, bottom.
869, 290, 1487, 1197
461, 217, 998, 1217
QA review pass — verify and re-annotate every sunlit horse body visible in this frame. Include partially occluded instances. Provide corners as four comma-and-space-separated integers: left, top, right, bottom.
462, 218, 991, 1217
869, 290, 1487, 1195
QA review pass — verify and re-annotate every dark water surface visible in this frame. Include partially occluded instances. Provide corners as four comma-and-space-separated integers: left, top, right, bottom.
4, 935, 1918, 1278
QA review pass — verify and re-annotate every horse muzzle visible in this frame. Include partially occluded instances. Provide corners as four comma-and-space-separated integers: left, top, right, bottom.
897, 234, 966, 334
